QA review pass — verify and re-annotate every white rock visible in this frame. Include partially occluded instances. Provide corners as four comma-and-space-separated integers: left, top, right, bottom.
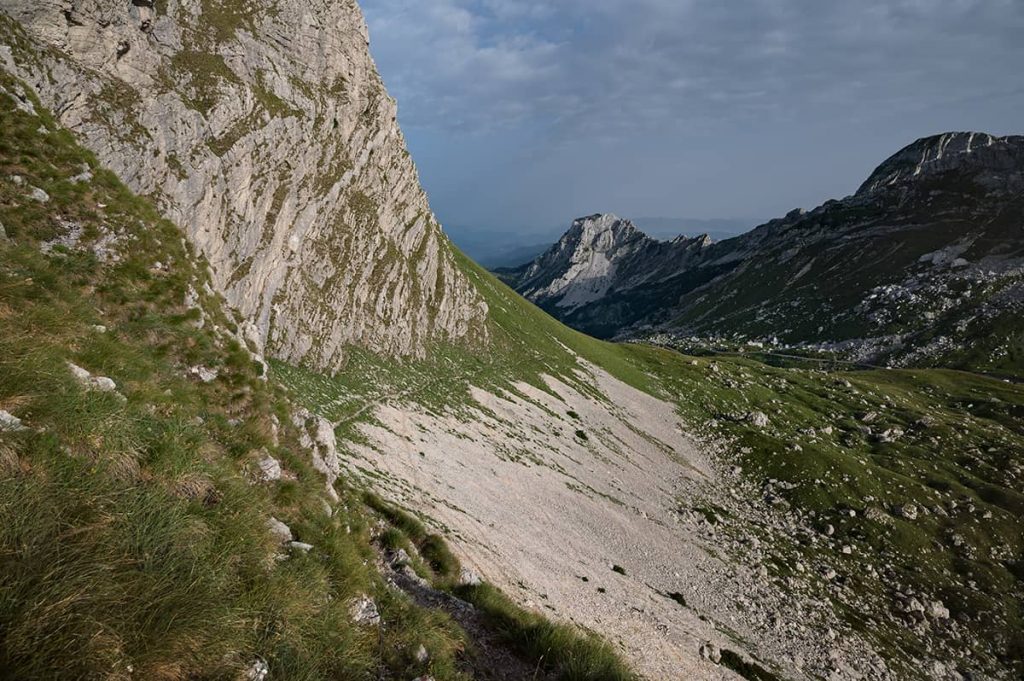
350, 595, 381, 626
245, 659, 269, 681
267, 517, 293, 544
292, 408, 341, 501
0, 410, 27, 432
414, 644, 429, 664
188, 366, 218, 383
459, 568, 482, 586
288, 541, 314, 552
747, 411, 770, 428
29, 186, 49, 203
926, 600, 949, 620
256, 452, 283, 482
67, 362, 118, 393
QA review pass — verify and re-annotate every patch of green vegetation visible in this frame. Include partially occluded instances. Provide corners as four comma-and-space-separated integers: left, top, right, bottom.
364, 492, 461, 582
277, 235, 1024, 677
455, 583, 637, 681
169, 50, 241, 114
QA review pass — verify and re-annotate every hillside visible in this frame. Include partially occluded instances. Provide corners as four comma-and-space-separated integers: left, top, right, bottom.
2, 4, 1023, 681
500, 134, 1024, 376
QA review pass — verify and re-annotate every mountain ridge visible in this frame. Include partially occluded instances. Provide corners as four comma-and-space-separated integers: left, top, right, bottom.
501, 130, 1024, 375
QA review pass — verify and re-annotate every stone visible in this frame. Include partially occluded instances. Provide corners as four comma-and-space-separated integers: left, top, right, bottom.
245, 659, 269, 681
350, 595, 381, 626
894, 503, 919, 521
293, 409, 341, 501
29, 186, 49, 203
414, 644, 429, 664
927, 600, 950, 620
67, 362, 118, 392
0, 222, 7, 240
288, 541, 314, 553
747, 411, 770, 428
0, 410, 27, 432
267, 517, 293, 544
389, 548, 411, 568
699, 642, 722, 664
256, 452, 283, 482
188, 366, 218, 383
458, 568, 482, 586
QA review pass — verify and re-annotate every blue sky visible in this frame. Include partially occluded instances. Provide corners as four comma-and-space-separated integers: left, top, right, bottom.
361, 0, 1024, 242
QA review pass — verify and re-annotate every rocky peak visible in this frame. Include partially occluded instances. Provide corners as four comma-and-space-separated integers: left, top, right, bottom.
857, 132, 1024, 196
561, 214, 647, 253
0, 0, 488, 370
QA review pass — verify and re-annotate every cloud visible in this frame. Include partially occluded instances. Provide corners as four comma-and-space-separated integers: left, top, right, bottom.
363, 0, 1024, 138
360, 0, 1024, 233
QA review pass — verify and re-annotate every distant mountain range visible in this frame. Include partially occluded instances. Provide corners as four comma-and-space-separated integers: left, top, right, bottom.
497, 132, 1024, 376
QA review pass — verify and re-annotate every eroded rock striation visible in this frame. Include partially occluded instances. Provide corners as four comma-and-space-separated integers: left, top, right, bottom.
0, 0, 487, 369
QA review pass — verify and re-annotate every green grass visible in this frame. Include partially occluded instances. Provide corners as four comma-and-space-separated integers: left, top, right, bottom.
455, 583, 637, 681
279, 236, 1024, 678
0, 70, 474, 681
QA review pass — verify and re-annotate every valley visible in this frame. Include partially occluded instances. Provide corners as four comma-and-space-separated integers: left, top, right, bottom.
0, 1, 1021, 681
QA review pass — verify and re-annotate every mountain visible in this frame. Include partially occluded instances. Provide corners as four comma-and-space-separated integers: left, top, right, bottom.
0, 0, 487, 370
2, 5, 1024, 681
502, 133, 1024, 376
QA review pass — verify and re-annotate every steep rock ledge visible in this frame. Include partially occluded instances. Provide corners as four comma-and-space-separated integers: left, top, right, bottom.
0, 0, 488, 369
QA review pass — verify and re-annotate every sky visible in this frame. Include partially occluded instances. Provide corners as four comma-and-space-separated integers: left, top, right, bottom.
360, 0, 1024, 244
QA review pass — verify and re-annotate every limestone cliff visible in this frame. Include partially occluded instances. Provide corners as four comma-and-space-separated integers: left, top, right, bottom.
0, 0, 488, 369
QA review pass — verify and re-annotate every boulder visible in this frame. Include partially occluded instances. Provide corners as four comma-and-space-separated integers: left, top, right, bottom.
894, 503, 919, 521
927, 600, 950, 620
292, 408, 341, 501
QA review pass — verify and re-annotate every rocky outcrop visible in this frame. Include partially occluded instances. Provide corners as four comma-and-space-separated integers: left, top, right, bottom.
497, 214, 717, 337
858, 132, 1024, 196
0, 0, 488, 370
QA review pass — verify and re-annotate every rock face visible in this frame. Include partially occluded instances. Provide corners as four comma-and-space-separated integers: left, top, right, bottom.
501, 133, 1024, 374
496, 214, 716, 338
0, 0, 487, 370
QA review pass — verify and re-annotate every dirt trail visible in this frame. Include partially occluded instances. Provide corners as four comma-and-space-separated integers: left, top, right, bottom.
381, 561, 556, 681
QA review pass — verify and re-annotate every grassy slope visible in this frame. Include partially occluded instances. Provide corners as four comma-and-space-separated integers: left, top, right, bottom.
0, 71, 483, 681
279, 240, 1024, 678
0, 70, 640, 681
